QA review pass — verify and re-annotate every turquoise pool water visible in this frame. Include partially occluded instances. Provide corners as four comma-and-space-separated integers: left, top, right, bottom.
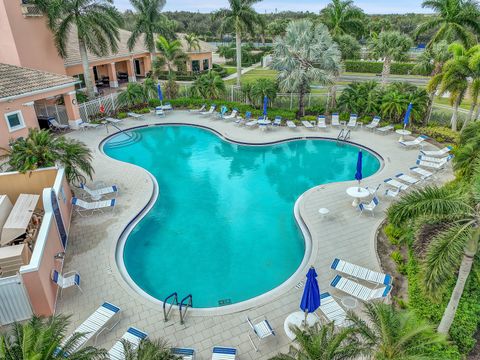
103, 126, 380, 308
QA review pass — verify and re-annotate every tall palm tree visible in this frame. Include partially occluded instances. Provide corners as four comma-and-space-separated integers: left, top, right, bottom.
121, 338, 178, 360
271, 20, 342, 118
213, 0, 263, 87
184, 33, 201, 52
153, 36, 188, 76
387, 160, 480, 334
416, 0, 480, 47
0, 129, 93, 185
348, 303, 447, 358
0, 315, 107, 359
320, 0, 365, 38
33, 0, 122, 99
269, 322, 366, 360
127, 0, 175, 66
368, 31, 413, 86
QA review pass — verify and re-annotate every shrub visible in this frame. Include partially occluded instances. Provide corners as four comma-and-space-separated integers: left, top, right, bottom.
412, 126, 460, 145
304, 105, 326, 115
133, 107, 151, 114
390, 250, 404, 265
117, 112, 128, 119
148, 99, 162, 107
344, 60, 430, 76
384, 223, 403, 246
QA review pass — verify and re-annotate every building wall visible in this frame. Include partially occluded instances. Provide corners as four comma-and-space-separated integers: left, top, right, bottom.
0, 0, 65, 74
187, 52, 213, 71
0, 0, 21, 66
65, 54, 151, 77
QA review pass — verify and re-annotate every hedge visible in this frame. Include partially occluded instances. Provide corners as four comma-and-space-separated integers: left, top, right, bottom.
344, 60, 429, 76
412, 126, 460, 145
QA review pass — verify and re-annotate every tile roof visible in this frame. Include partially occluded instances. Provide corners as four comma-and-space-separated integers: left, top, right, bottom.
64, 29, 213, 67
0, 63, 78, 100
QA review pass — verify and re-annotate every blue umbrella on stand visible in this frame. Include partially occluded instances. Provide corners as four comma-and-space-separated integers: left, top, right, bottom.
355, 150, 363, 190
300, 266, 321, 325
157, 83, 163, 106
404, 102, 413, 129
263, 95, 268, 118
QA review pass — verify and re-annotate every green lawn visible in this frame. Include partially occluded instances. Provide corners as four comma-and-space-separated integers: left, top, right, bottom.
224, 68, 278, 85
221, 66, 236, 76
433, 96, 472, 111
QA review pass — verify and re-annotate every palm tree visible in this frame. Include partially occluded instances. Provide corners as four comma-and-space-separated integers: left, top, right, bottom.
33, 0, 122, 99
0, 129, 93, 185
320, 0, 365, 38
269, 322, 366, 360
142, 77, 157, 102
271, 20, 341, 118
416, 0, 480, 47
127, 0, 175, 67
349, 303, 447, 358
121, 338, 178, 360
251, 79, 278, 106
413, 40, 451, 125
381, 90, 409, 122
368, 31, 413, 86
191, 71, 226, 99
184, 33, 201, 52
118, 83, 144, 108
153, 36, 188, 76
213, 0, 263, 87
387, 161, 480, 334
0, 316, 106, 359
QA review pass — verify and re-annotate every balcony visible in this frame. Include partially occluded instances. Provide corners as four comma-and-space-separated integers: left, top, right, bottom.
20, 2, 43, 17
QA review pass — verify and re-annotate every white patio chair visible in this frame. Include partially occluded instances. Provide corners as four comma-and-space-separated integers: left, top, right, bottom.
358, 197, 379, 216
273, 116, 282, 127
51, 269, 82, 296
331, 113, 341, 126
172, 348, 195, 360
200, 105, 216, 116
420, 146, 452, 157
71, 197, 116, 217
189, 104, 206, 113
317, 115, 327, 129
399, 135, 428, 148
155, 107, 166, 117
246, 316, 275, 351
79, 183, 118, 200
318, 292, 350, 327
49, 119, 69, 131
286, 120, 297, 129
376, 124, 394, 134
346, 114, 358, 128
302, 120, 314, 129
211, 347, 236, 360
330, 275, 392, 301
127, 112, 143, 118
395, 173, 419, 185
330, 258, 392, 285
384, 178, 409, 191
79, 121, 101, 131
410, 166, 434, 180
418, 154, 450, 163
365, 116, 381, 130
108, 327, 148, 360
223, 109, 238, 120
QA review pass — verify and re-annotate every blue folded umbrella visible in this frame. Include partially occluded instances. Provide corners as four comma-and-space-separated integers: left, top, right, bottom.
263, 96, 268, 116
404, 102, 413, 128
355, 150, 363, 183
300, 267, 321, 322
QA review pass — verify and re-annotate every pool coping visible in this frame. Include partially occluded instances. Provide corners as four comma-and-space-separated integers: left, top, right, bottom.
99, 122, 385, 316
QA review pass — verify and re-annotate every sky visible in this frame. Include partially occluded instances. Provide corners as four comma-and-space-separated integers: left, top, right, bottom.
113, 0, 432, 14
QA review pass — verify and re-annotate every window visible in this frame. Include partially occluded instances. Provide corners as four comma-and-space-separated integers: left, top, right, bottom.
192, 60, 200, 72
74, 74, 85, 90
4, 111, 25, 132
203, 59, 209, 70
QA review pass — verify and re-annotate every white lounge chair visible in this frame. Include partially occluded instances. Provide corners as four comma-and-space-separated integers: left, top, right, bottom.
155, 107, 165, 117
302, 120, 314, 129
216, 106, 228, 119
286, 120, 297, 129
200, 105, 216, 116
108, 327, 148, 360
127, 112, 143, 118
365, 116, 381, 130
385, 187, 401, 198
418, 155, 450, 163
399, 135, 428, 148
105, 117, 123, 124
384, 178, 409, 191
346, 114, 357, 128
331, 113, 341, 126
395, 173, 419, 185
189, 104, 206, 113
49, 119, 69, 131
410, 166, 434, 180
246, 316, 275, 351
223, 109, 238, 120
317, 115, 327, 129
162, 102, 173, 111
318, 292, 350, 327
376, 124, 394, 134
416, 156, 452, 170
80, 183, 118, 200
172, 348, 195, 360
79, 121, 102, 131
72, 197, 116, 217
331, 258, 392, 285
212, 347, 236, 360
273, 116, 282, 127
51, 269, 81, 295
358, 197, 379, 216
420, 146, 452, 157
330, 275, 392, 301
365, 184, 381, 196
245, 119, 258, 128
62, 302, 121, 354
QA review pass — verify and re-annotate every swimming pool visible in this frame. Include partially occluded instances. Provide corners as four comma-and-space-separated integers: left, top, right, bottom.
103, 125, 381, 308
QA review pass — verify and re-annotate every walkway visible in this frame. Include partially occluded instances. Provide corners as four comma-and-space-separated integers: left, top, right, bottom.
223, 63, 261, 82
58, 113, 453, 360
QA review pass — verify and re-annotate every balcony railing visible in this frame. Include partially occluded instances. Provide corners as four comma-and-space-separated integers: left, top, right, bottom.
21, 2, 43, 17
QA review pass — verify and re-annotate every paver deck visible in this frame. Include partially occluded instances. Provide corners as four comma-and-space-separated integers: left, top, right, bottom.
57, 111, 453, 359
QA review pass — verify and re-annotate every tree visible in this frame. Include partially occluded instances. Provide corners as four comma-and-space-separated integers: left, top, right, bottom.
266, 19, 290, 38
269, 322, 366, 360
118, 83, 144, 107
416, 0, 480, 47
191, 71, 226, 99
153, 36, 188, 76
142, 77, 157, 102
213, 0, 263, 86
0, 315, 107, 359
33, 0, 122, 99
0, 129, 93, 185
121, 338, 178, 360
320, 0, 365, 38
251, 79, 278, 106
334, 34, 361, 60
387, 157, 480, 334
184, 33, 201, 52
271, 20, 341, 118
349, 303, 447, 359
381, 90, 409, 122
368, 31, 413, 85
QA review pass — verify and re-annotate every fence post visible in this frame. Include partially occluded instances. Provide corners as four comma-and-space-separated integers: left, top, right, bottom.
44, 103, 49, 116
231, 86, 234, 102
110, 93, 115, 112
308, 93, 311, 108
290, 93, 293, 110
54, 104, 60, 122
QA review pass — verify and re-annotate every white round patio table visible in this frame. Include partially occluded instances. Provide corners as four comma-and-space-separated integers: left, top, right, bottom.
258, 119, 272, 131
284, 311, 319, 340
395, 129, 411, 142
346, 186, 370, 207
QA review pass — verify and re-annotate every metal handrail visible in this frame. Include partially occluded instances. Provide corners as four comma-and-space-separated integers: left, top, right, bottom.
163, 292, 178, 322
179, 294, 193, 325
344, 130, 351, 141
337, 129, 345, 141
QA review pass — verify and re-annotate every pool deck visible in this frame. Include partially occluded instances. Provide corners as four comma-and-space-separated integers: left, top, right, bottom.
58, 111, 454, 359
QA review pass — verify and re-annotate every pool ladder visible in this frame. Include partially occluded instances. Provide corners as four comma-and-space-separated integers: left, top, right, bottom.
337, 128, 351, 143
162, 292, 193, 325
